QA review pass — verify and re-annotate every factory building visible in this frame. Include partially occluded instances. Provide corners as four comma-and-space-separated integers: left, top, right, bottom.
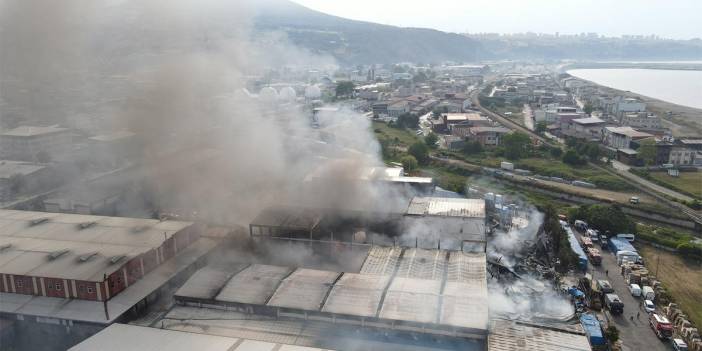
404, 197, 488, 251
0, 210, 202, 301
174, 246, 489, 341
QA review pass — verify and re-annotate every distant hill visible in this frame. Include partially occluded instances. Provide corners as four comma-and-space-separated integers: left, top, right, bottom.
251, 0, 702, 65
251, 0, 481, 65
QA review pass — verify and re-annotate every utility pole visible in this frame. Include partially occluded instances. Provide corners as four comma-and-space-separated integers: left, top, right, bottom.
655, 254, 661, 277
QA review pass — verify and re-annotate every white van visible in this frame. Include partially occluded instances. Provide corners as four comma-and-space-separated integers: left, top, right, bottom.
629, 283, 642, 297
616, 233, 635, 242
673, 338, 688, 351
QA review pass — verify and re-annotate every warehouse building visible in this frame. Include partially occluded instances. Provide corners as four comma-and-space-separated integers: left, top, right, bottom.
0, 210, 202, 301
174, 246, 489, 341
488, 319, 591, 351
70, 323, 336, 351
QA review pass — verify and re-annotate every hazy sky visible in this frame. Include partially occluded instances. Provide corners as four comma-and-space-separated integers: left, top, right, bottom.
292, 0, 702, 39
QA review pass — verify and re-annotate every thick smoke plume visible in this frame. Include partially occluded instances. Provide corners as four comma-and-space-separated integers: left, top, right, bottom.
1, 0, 403, 226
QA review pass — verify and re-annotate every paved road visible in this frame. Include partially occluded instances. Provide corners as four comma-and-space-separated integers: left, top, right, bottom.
574, 230, 672, 351
611, 160, 695, 203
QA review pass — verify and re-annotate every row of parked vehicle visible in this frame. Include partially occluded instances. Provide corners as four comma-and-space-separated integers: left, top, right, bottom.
572, 218, 689, 350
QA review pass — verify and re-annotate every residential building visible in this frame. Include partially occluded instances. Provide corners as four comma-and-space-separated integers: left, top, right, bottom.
0, 125, 72, 162
669, 146, 696, 166
612, 97, 646, 117
466, 127, 510, 146
388, 101, 410, 117
621, 112, 662, 130
562, 117, 605, 141
603, 126, 654, 150
443, 113, 492, 136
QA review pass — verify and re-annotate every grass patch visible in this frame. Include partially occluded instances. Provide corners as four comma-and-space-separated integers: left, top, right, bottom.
637, 244, 702, 328
515, 158, 635, 191
648, 171, 702, 199
372, 121, 421, 147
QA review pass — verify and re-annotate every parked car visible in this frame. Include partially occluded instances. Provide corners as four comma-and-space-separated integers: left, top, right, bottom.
630, 196, 640, 204
644, 299, 655, 313
629, 283, 642, 297
672, 338, 689, 351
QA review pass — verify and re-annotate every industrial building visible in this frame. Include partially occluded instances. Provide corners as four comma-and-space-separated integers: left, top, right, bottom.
174, 246, 489, 341
0, 125, 72, 161
249, 196, 487, 252
0, 210, 202, 301
488, 319, 591, 351
70, 323, 335, 351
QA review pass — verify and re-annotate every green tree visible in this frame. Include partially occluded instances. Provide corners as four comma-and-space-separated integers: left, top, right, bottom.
637, 138, 657, 166
395, 113, 419, 129
502, 132, 531, 160
583, 103, 594, 115
605, 326, 619, 343
585, 143, 601, 161
550, 147, 563, 158
400, 155, 419, 173
408, 141, 430, 165
562, 150, 586, 166
463, 140, 483, 155
425, 133, 439, 148
573, 204, 636, 235
535, 121, 547, 134
335, 81, 355, 98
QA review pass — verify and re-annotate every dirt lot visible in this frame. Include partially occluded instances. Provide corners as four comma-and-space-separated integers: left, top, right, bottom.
637, 244, 702, 328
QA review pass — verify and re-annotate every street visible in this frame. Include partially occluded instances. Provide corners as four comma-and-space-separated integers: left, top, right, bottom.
610, 160, 694, 203
574, 229, 672, 351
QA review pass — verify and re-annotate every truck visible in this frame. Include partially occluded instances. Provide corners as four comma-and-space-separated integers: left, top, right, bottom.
579, 274, 603, 310
650, 313, 673, 339
566, 227, 588, 271
596, 280, 614, 294
605, 293, 624, 315
580, 313, 607, 350
642, 286, 655, 301
500, 161, 514, 171
587, 247, 602, 265
608, 237, 640, 260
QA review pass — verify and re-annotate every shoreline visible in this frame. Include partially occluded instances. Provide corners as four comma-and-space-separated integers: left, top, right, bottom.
562, 71, 702, 137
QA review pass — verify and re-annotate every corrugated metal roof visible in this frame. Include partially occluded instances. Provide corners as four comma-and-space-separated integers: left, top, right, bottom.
488, 320, 591, 351
267, 268, 340, 311
395, 248, 446, 280
0, 210, 193, 281
216, 265, 293, 305
406, 197, 486, 218
321, 273, 390, 317
378, 277, 441, 323
69, 323, 336, 351
359, 246, 402, 276
175, 265, 247, 300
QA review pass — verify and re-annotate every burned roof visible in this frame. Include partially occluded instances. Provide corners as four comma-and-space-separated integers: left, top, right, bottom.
267, 268, 341, 310
250, 207, 323, 231
488, 319, 590, 351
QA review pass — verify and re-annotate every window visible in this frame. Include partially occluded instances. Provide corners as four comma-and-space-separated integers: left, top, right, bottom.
79, 285, 85, 293
16, 280, 23, 288
87, 287, 93, 293
56, 283, 61, 291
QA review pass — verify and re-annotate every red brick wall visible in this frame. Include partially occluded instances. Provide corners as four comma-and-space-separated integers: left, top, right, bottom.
44, 278, 67, 298
125, 258, 142, 285
107, 270, 127, 297
74, 280, 99, 300
12, 275, 34, 295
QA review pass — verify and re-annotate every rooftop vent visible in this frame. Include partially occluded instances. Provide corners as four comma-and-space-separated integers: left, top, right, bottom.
78, 252, 98, 262
48, 249, 69, 260
30, 218, 50, 226
110, 255, 126, 264
78, 221, 97, 230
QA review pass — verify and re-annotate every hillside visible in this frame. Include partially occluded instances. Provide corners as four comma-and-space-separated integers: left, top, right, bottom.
251, 0, 702, 64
